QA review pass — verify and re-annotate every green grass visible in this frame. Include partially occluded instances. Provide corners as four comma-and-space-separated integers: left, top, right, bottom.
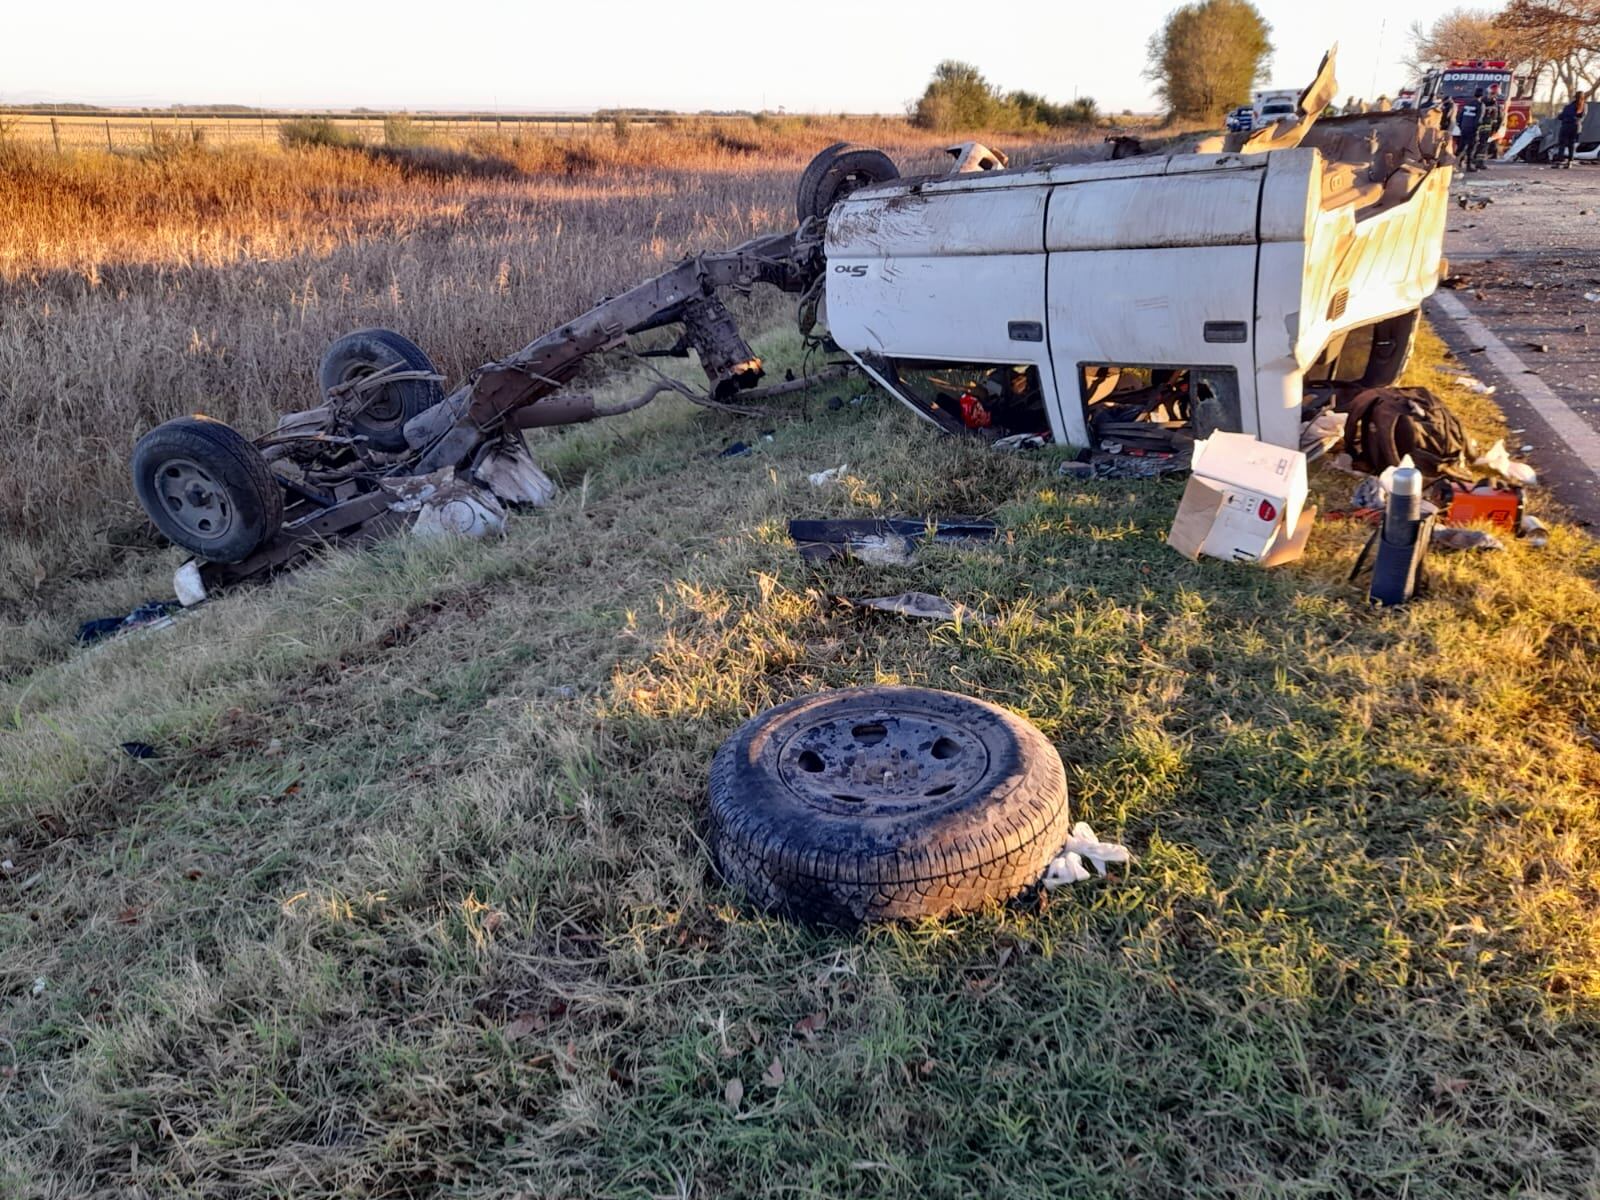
2, 327, 1598, 1198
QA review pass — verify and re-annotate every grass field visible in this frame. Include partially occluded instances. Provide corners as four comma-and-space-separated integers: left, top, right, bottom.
2, 131, 1599, 1197
3, 331, 1599, 1197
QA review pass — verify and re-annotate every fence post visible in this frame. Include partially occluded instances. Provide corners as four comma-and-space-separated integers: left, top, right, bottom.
50, 117, 61, 154
105, 119, 113, 151
150, 120, 157, 148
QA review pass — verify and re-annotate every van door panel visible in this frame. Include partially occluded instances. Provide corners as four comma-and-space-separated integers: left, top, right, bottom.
1046, 245, 1261, 442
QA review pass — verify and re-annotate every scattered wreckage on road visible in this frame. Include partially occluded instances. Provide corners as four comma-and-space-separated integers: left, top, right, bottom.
130, 49, 1456, 598
1506, 106, 1600, 163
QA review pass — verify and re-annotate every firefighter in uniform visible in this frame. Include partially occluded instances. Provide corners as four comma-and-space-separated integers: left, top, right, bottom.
1475, 84, 1504, 169
1457, 89, 1483, 170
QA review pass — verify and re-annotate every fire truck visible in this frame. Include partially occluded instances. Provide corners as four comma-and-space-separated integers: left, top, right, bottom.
1414, 60, 1534, 142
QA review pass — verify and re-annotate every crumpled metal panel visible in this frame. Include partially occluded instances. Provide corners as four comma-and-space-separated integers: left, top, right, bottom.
476, 438, 557, 507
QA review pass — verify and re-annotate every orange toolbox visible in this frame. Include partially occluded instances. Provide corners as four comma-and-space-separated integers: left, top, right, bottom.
1433, 481, 1524, 533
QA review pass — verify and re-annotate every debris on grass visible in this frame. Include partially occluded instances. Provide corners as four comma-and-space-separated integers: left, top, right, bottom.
173, 560, 207, 607
992, 432, 1051, 452
1474, 439, 1539, 486
1042, 821, 1133, 889
1353, 468, 1435, 607
788, 517, 998, 565
807, 464, 848, 486
847, 591, 997, 626
76, 601, 178, 645
1300, 408, 1346, 456
1437, 480, 1523, 533
1432, 526, 1505, 552
1093, 451, 1189, 479
1340, 387, 1469, 477
1167, 433, 1313, 567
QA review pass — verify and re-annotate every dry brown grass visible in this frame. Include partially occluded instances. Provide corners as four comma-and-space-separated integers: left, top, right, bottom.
0, 121, 1097, 611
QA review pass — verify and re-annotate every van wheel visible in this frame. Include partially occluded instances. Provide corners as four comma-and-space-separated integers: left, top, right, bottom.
318, 329, 443, 450
1362, 309, 1420, 388
132, 416, 283, 563
708, 687, 1070, 925
796, 144, 899, 226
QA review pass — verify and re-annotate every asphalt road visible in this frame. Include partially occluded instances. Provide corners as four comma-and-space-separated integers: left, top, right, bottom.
1428, 161, 1600, 528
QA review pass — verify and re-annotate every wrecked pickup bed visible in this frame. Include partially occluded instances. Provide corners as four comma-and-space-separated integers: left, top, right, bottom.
129, 50, 1452, 595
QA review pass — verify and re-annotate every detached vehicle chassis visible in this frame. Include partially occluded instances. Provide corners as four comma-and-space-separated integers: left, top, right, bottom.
134, 221, 841, 592
133, 141, 919, 592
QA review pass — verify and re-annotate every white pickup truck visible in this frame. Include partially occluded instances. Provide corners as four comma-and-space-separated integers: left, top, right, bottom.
820, 58, 1454, 454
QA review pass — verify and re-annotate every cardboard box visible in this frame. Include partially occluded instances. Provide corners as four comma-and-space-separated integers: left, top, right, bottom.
1167, 432, 1315, 566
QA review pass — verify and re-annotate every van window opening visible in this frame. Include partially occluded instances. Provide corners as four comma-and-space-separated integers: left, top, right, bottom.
1077, 364, 1243, 453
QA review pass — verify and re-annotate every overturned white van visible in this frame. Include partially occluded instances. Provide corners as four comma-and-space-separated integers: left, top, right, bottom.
820, 59, 1454, 455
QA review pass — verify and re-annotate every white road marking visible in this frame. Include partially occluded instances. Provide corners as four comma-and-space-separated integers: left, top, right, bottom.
1431, 290, 1600, 481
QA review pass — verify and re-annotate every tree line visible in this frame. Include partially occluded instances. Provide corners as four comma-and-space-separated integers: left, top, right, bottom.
910, 62, 1099, 132
912, 0, 1276, 130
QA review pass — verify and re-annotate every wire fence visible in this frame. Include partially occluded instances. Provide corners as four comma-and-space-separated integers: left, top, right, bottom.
0, 111, 717, 152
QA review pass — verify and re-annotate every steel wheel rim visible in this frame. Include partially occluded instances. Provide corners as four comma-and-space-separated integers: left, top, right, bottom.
829, 170, 875, 209
340, 363, 403, 424
153, 457, 234, 542
775, 705, 991, 815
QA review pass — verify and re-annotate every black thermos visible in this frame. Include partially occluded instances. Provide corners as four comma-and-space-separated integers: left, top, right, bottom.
1368, 467, 1432, 606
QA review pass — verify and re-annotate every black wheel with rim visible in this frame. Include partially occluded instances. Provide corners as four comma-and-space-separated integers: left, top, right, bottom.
795, 144, 899, 226
131, 415, 284, 562
794, 140, 848, 223
318, 328, 443, 450
1361, 308, 1420, 388
709, 687, 1070, 925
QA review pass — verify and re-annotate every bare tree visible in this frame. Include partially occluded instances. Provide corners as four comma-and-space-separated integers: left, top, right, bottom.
1497, 0, 1600, 97
1405, 8, 1507, 74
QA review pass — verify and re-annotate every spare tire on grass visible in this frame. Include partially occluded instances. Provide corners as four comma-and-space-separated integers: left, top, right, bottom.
708, 687, 1069, 924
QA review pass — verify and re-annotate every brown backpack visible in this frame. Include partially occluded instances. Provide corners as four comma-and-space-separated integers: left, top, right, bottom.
1341, 387, 1469, 478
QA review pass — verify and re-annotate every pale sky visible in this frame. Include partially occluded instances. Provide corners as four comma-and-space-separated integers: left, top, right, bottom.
3, 0, 1463, 113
